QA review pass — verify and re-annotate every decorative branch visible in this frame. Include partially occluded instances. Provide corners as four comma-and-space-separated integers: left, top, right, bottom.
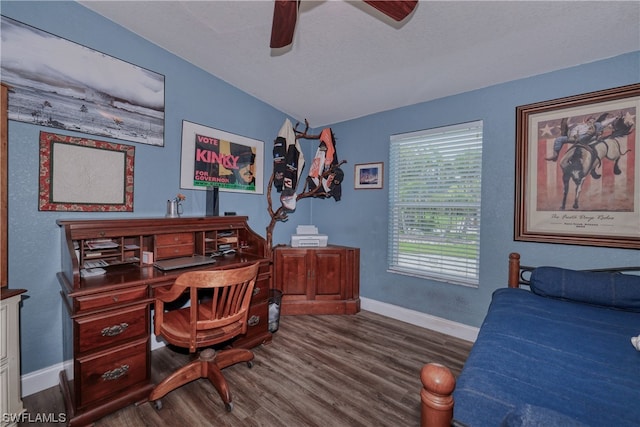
266, 172, 289, 258
265, 120, 346, 258
293, 119, 321, 140
297, 160, 347, 199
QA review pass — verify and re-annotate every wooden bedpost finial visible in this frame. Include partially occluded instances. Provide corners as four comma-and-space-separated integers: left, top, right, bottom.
420, 363, 455, 427
508, 252, 521, 288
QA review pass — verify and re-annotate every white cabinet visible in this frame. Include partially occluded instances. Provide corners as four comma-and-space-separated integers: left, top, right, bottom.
1, 291, 26, 427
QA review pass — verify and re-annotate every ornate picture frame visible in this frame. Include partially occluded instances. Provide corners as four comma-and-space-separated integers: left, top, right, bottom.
38, 132, 135, 211
515, 83, 640, 249
354, 162, 384, 189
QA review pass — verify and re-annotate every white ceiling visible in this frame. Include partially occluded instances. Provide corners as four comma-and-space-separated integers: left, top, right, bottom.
79, 0, 640, 127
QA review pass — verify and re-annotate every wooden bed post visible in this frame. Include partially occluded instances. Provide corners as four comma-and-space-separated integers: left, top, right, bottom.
420, 363, 455, 427
508, 252, 521, 288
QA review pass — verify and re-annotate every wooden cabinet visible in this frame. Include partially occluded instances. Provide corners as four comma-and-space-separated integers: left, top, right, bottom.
274, 245, 360, 315
57, 216, 271, 426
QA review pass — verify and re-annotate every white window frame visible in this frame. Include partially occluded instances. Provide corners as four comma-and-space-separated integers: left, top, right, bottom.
388, 121, 483, 287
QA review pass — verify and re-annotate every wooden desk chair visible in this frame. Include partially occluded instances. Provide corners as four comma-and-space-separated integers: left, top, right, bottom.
149, 262, 260, 412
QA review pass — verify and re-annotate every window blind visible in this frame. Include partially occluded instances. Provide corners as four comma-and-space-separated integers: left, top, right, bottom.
388, 121, 483, 286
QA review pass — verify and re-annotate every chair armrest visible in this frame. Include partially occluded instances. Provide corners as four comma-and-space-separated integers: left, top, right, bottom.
154, 284, 185, 303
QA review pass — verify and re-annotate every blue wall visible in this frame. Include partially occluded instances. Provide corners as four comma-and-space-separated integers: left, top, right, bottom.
314, 52, 640, 327
2, 1, 639, 378
1, 1, 307, 375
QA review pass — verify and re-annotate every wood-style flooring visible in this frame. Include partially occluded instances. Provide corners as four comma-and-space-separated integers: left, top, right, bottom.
20, 310, 473, 426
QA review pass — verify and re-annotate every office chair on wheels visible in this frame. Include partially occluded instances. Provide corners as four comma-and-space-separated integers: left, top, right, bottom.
149, 262, 260, 412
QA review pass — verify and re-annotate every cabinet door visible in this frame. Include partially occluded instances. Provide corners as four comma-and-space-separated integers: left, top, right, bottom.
275, 249, 310, 300
275, 246, 360, 315
311, 249, 345, 300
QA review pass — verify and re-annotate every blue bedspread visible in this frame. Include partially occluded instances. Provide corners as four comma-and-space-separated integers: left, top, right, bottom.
453, 288, 640, 426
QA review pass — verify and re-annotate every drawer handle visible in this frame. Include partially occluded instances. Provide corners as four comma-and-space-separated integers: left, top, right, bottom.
253, 287, 260, 296
102, 364, 129, 381
247, 315, 260, 326
101, 322, 129, 337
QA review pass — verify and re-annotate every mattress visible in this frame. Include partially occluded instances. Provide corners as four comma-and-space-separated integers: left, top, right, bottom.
453, 288, 640, 426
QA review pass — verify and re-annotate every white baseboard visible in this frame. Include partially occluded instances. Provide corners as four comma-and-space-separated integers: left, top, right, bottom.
21, 300, 476, 398
360, 297, 479, 343
21, 360, 69, 398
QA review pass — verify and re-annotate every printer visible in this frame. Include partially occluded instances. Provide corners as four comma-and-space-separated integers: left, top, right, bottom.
291, 225, 328, 247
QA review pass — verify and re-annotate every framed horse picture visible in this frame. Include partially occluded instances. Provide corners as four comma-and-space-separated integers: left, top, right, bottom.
515, 83, 640, 249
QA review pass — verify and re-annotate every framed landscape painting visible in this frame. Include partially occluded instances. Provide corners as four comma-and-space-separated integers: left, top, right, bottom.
1, 16, 165, 146
355, 162, 383, 189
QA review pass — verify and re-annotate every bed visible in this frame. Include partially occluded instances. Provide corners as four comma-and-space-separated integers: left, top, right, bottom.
420, 252, 640, 427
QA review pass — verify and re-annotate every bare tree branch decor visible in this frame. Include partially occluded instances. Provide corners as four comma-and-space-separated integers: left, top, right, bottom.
265, 119, 346, 257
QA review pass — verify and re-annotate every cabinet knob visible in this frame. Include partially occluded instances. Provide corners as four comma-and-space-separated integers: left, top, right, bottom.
253, 287, 260, 296
247, 315, 260, 326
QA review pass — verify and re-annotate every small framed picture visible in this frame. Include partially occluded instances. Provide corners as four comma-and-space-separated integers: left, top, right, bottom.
354, 162, 384, 189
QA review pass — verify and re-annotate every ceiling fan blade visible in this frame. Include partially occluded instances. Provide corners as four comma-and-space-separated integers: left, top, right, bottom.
270, 0, 299, 48
363, 0, 418, 21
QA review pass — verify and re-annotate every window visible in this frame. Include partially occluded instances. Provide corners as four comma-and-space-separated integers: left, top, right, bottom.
388, 121, 483, 286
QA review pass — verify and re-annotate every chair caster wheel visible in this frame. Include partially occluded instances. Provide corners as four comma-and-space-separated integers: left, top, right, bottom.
153, 399, 163, 410
225, 402, 234, 412
247, 361, 254, 369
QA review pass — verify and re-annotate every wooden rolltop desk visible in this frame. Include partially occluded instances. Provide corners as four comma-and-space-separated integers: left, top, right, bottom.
57, 216, 272, 426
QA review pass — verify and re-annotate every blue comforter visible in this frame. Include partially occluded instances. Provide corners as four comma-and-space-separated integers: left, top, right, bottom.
453, 288, 640, 426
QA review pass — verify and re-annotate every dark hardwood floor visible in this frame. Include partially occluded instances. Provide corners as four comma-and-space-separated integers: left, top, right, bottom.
20, 311, 472, 426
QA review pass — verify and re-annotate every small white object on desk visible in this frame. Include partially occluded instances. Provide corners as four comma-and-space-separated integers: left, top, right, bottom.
142, 251, 154, 265
81, 268, 106, 278
84, 259, 109, 269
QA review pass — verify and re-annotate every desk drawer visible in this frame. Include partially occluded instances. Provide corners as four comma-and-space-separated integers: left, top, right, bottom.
77, 338, 149, 409
76, 286, 148, 312
76, 304, 149, 353
245, 301, 268, 339
155, 245, 194, 259
155, 233, 193, 246
252, 275, 269, 303
155, 233, 195, 260
233, 301, 269, 349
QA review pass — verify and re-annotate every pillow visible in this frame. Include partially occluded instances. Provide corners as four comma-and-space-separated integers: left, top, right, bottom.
529, 266, 640, 311
500, 404, 585, 427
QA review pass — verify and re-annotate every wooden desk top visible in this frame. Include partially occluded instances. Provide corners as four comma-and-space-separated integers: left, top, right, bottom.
59, 252, 270, 297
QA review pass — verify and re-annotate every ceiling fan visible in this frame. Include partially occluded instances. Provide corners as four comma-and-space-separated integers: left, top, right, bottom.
270, 0, 419, 48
